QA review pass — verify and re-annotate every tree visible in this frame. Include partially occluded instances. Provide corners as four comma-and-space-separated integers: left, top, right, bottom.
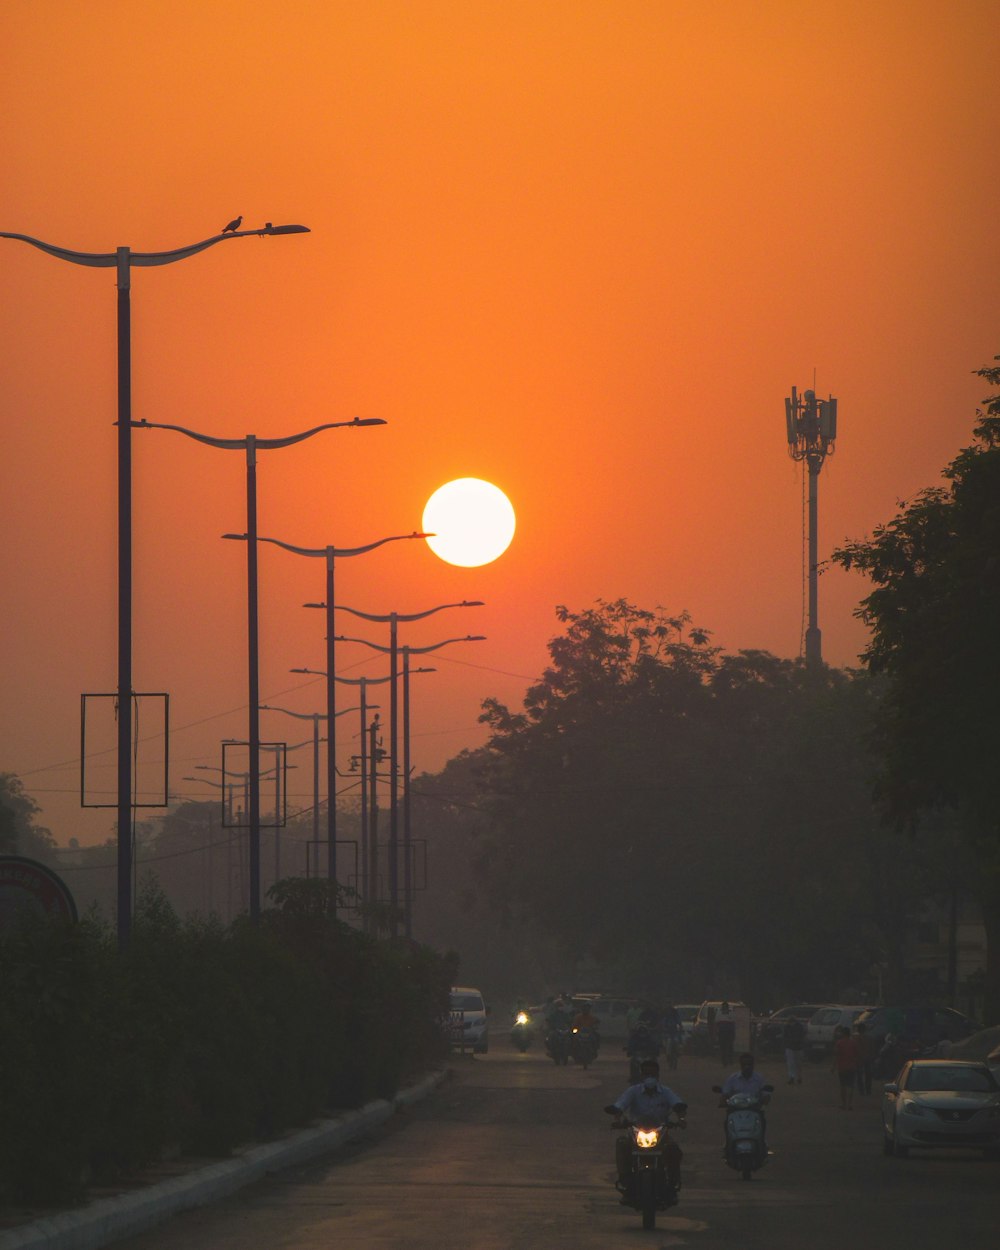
0, 773, 55, 860
473, 600, 901, 1003
833, 357, 1000, 1023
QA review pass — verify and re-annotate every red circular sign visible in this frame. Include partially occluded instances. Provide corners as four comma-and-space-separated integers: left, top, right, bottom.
0, 856, 78, 927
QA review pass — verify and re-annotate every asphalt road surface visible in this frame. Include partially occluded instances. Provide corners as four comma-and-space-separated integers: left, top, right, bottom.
111, 1044, 1000, 1250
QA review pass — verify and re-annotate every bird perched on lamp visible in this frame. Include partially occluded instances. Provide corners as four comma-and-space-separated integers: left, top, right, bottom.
222, 215, 243, 234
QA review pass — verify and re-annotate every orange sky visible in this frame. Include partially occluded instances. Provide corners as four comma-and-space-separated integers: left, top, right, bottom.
2, 0, 998, 847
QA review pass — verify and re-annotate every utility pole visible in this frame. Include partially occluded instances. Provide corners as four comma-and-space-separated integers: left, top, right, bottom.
785, 385, 838, 667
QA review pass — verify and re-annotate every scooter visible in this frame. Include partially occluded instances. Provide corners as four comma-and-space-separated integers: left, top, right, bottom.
603, 1103, 687, 1230
546, 1026, 571, 1065
571, 1025, 599, 1068
712, 1083, 773, 1180
510, 1010, 532, 1052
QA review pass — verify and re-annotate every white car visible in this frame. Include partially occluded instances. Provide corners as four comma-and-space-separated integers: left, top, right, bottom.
882, 1059, 1000, 1157
804, 1005, 869, 1059
449, 986, 490, 1054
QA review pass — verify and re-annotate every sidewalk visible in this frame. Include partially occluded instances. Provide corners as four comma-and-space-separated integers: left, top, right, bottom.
0, 1069, 450, 1250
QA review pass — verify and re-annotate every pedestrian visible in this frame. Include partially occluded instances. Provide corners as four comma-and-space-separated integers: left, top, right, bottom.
831, 1025, 860, 1110
783, 1015, 806, 1084
853, 1021, 874, 1096
716, 1001, 736, 1066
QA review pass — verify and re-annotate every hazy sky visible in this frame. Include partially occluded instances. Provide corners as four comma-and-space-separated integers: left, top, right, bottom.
2, 0, 997, 847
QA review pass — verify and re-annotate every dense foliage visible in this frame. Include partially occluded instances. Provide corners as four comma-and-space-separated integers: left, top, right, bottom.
470, 601, 948, 1007
833, 357, 1000, 1022
0, 881, 453, 1208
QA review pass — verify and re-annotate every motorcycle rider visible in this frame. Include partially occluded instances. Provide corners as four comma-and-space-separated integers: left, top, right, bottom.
608, 1058, 686, 1200
719, 1052, 770, 1152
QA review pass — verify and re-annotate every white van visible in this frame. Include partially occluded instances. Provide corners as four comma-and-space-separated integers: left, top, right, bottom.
805, 1005, 869, 1058
449, 986, 490, 1054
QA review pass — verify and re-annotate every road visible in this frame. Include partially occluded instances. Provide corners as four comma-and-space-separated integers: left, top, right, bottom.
111, 1044, 1000, 1250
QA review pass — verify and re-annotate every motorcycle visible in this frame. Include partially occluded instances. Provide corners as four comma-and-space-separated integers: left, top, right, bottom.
545, 1026, 571, 1065
626, 1024, 661, 1083
664, 1033, 682, 1071
571, 1025, 599, 1068
510, 1010, 532, 1051
603, 1103, 687, 1230
713, 1083, 773, 1180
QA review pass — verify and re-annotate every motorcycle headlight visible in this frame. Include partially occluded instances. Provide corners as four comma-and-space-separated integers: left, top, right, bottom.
635, 1128, 660, 1149
515, 1012, 529, 1025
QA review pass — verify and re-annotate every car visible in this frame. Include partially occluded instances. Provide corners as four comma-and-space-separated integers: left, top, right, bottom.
854, 1004, 979, 1050
448, 986, 490, 1053
689, 1000, 749, 1054
881, 1059, 1000, 1158
754, 1004, 824, 1053
804, 1005, 870, 1059
675, 1003, 699, 1041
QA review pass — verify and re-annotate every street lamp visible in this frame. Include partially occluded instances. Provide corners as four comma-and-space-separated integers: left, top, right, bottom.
225, 529, 427, 906
259, 703, 357, 866
335, 634, 485, 937
136, 415, 384, 922
324, 600, 484, 935
1, 220, 310, 946
290, 667, 390, 911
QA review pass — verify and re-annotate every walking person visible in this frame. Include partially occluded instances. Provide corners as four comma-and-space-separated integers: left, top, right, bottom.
716, 1001, 736, 1066
783, 1015, 806, 1085
831, 1025, 860, 1110
854, 1021, 874, 1095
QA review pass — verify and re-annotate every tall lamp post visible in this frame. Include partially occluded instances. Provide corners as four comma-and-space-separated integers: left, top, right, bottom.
1, 220, 309, 947
226, 530, 426, 907
326, 601, 484, 935
336, 634, 485, 937
136, 415, 383, 921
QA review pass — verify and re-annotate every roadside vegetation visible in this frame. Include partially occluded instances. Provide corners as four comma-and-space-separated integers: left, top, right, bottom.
0, 880, 453, 1207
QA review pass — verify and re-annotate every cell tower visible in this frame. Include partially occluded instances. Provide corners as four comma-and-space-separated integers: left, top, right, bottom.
785, 385, 838, 666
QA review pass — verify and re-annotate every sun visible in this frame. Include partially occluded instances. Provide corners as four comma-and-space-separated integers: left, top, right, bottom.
422, 478, 516, 567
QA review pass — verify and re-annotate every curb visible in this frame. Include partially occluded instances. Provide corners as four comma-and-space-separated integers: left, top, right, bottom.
0, 1069, 450, 1250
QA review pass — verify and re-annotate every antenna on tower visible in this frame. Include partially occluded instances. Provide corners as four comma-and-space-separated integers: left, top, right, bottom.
784, 383, 838, 667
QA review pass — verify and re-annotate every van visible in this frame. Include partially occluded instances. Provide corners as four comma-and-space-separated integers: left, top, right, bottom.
449, 986, 490, 1054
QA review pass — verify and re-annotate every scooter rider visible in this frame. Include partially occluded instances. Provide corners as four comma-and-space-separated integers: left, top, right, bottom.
609, 1059, 686, 1197
719, 1052, 770, 1150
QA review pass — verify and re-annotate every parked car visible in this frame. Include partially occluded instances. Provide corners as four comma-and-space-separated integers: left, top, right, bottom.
448, 986, 490, 1053
882, 1059, 1000, 1158
804, 1005, 870, 1059
855, 1004, 979, 1051
754, 1004, 824, 1053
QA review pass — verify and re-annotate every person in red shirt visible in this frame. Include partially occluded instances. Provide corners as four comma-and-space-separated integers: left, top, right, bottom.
831, 1026, 860, 1110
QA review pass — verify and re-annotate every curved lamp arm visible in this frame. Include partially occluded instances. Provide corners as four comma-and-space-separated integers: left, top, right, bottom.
329, 600, 484, 624
225, 531, 430, 557
133, 416, 383, 450
0, 224, 309, 268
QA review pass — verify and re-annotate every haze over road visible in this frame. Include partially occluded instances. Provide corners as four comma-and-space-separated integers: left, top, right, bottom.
109, 1046, 1000, 1250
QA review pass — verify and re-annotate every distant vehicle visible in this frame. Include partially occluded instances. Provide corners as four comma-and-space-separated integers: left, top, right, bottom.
448, 986, 490, 1054
690, 1001, 749, 1055
882, 1059, 1000, 1158
675, 1004, 699, 1041
574, 995, 640, 1041
855, 1005, 979, 1050
804, 1005, 869, 1059
754, 1004, 824, 1053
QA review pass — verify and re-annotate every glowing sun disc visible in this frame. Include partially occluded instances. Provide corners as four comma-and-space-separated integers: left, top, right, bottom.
423, 478, 516, 567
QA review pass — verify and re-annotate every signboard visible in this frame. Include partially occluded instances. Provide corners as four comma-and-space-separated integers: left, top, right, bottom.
0, 856, 78, 928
